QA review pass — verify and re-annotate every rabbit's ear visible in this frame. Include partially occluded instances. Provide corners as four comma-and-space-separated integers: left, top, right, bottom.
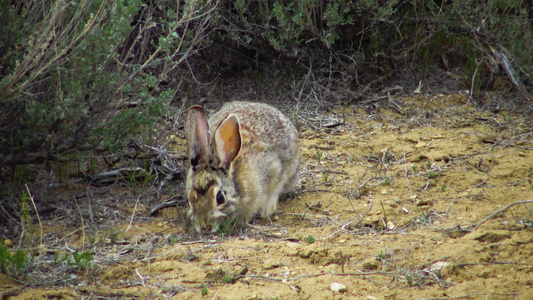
185, 106, 210, 167
214, 114, 241, 170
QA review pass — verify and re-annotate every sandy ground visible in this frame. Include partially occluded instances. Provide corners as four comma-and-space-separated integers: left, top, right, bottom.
2, 93, 532, 299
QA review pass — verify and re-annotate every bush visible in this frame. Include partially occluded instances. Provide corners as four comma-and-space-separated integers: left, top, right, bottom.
0, 0, 219, 166
0, 240, 30, 278
213, 0, 531, 95
0, 0, 530, 168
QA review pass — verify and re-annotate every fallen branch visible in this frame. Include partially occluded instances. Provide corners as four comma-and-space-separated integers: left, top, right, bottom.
489, 45, 531, 102
473, 200, 533, 231
88, 167, 148, 186
319, 169, 349, 175
413, 292, 520, 300
294, 188, 331, 196
240, 270, 397, 282
149, 196, 188, 216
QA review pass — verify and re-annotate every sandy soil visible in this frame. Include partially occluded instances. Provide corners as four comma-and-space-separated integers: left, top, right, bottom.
2, 93, 533, 299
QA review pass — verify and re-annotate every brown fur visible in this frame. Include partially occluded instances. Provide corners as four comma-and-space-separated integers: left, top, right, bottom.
185, 101, 300, 233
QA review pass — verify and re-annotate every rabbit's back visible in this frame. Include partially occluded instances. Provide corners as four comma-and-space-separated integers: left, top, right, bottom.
209, 102, 299, 164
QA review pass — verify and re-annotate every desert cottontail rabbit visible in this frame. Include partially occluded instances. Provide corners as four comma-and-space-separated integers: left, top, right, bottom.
185, 101, 300, 233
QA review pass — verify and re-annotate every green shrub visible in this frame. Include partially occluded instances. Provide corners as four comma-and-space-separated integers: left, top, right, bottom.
0, 0, 218, 165
0, 0, 530, 168
214, 0, 530, 96
0, 240, 29, 278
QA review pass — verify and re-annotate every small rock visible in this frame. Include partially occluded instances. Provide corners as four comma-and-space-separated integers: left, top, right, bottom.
330, 282, 347, 293
362, 258, 381, 270
431, 135, 446, 139
237, 265, 249, 276
429, 261, 449, 272
473, 230, 511, 243
4, 239, 14, 247
416, 199, 433, 206
263, 259, 282, 269
387, 221, 395, 230
415, 141, 426, 148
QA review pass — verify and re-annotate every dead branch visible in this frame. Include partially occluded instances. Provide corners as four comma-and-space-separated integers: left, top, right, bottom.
240, 270, 397, 283
87, 167, 148, 186
473, 200, 533, 231
319, 169, 349, 175
149, 196, 188, 216
413, 292, 520, 300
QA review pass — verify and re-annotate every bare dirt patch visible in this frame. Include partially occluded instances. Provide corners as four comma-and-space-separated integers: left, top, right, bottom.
2, 93, 533, 299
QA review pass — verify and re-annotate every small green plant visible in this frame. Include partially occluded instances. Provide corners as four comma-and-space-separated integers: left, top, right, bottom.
106, 228, 120, 244
13, 165, 25, 184
411, 164, 418, 172
201, 286, 209, 295
216, 217, 239, 236
53, 252, 68, 265
0, 241, 29, 278
428, 171, 438, 179
406, 273, 414, 286
71, 251, 94, 272
322, 173, 330, 182
169, 236, 178, 245
141, 173, 157, 195
316, 150, 323, 162
425, 161, 432, 169
440, 183, 446, 192
20, 190, 36, 245
381, 178, 391, 186
376, 251, 387, 260
222, 274, 233, 283
306, 235, 316, 244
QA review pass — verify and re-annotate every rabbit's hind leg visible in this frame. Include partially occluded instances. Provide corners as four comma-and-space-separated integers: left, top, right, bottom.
259, 185, 284, 218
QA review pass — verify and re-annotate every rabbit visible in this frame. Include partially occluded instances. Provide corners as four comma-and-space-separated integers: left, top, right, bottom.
184, 101, 300, 233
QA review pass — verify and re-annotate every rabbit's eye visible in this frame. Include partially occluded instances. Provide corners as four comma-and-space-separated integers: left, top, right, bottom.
216, 190, 225, 205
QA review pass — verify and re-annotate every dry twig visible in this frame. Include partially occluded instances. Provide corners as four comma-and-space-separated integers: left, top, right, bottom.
473, 200, 533, 231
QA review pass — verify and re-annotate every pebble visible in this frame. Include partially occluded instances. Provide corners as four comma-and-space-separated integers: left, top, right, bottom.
330, 282, 347, 293
4, 239, 14, 247
263, 259, 282, 269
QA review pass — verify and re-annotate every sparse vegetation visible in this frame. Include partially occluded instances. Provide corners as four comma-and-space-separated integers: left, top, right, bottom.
306, 235, 316, 244
376, 251, 387, 261
70, 251, 94, 273
381, 178, 391, 186
316, 150, 323, 162
216, 218, 239, 236
201, 286, 209, 296
428, 171, 438, 179
222, 274, 232, 283
0, 241, 29, 278
322, 173, 329, 182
